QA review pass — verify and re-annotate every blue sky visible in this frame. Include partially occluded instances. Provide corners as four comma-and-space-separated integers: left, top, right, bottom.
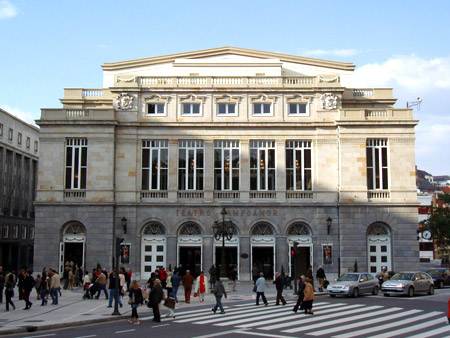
1, 0, 449, 174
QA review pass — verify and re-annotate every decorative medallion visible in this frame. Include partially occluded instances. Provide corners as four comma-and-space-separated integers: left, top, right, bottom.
320, 93, 339, 110
114, 93, 135, 111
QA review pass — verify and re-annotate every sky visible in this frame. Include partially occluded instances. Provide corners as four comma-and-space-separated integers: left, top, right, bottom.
0, 0, 449, 174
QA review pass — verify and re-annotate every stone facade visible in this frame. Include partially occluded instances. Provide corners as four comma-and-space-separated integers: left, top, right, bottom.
34, 47, 419, 280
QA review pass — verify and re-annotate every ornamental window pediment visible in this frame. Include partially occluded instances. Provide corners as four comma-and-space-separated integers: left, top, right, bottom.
179, 94, 207, 104
250, 94, 278, 116
144, 95, 171, 116
286, 94, 312, 116
215, 94, 242, 116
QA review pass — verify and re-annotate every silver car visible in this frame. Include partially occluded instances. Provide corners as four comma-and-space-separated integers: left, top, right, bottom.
382, 272, 434, 297
327, 273, 379, 297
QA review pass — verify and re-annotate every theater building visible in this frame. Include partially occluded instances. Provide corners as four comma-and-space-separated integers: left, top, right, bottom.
34, 47, 419, 280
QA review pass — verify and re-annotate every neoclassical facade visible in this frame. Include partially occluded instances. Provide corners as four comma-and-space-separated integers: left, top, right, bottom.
34, 47, 418, 280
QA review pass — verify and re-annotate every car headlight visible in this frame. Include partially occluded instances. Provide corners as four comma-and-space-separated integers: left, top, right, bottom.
342, 286, 350, 290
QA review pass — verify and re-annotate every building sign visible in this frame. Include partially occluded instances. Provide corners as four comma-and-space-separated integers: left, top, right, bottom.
176, 208, 279, 217
120, 243, 131, 264
322, 244, 332, 265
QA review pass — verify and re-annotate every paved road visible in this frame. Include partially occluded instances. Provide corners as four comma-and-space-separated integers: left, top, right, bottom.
5, 288, 450, 338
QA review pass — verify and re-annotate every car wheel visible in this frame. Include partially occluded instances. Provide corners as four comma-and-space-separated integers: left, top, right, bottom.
439, 281, 444, 289
408, 287, 414, 297
428, 285, 434, 295
329, 294, 336, 298
372, 286, 379, 295
383, 293, 389, 297
352, 288, 359, 298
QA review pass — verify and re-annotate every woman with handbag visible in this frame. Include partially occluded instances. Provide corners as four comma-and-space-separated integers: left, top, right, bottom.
302, 277, 315, 315
194, 271, 208, 303
128, 280, 144, 325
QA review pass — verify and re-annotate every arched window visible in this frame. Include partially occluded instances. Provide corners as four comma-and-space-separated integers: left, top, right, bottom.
178, 222, 202, 236
367, 222, 390, 236
142, 221, 165, 235
287, 222, 311, 236
63, 221, 86, 235
251, 222, 274, 236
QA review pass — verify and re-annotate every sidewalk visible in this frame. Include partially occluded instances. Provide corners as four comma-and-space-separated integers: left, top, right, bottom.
0, 281, 322, 335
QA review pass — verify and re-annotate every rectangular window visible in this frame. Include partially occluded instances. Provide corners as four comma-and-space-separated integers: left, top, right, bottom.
366, 139, 389, 190
8, 128, 13, 141
34, 141, 38, 153
147, 103, 165, 115
17, 132, 22, 145
250, 140, 275, 191
65, 138, 88, 190
181, 103, 201, 115
253, 103, 272, 115
217, 103, 237, 116
286, 140, 312, 190
0, 123, 3, 136
214, 140, 240, 191
26, 137, 30, 149
288, 103, 308, 115
141, 140, 168, 190
178, 140, 204, 190
1, 225, 8, 239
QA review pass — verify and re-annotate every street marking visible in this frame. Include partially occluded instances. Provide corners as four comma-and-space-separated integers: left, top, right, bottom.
234, 330, 298, 338
407, 324, 450, 338
262, 305, 383, 331
310, 308, 422, 336
22, 335, 56, 338
236, 303, 358, 328
74, 335, 97, 338
192, 329, 243, 338
152, 324, 170, 328
216, 303, 348, 327
114, 329, 136, 334
174, 303, 268, 320
364, 314, 446, 338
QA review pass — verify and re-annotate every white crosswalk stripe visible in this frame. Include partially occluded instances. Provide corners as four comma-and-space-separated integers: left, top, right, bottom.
173, 300, 448, 337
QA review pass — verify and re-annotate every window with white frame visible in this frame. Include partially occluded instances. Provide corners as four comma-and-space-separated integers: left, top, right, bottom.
286, 140, 312, 190
214, 140, 239, 191
21, 225, 27, 239
8, 128, 13, 141
181, 103, 201, 115
65, 138, 87, 190
253, 103, 272, 115
366, 139, 389, 190
17, 132, 22, 145
0, 123, 3, 137
147, 103, 165, 115
26, 137, 30, 149
217, 103, 237, 116
288, 103, 308, 115
250, 140, 276, 191
142, 140, 168, 190
178, 140, 204, 190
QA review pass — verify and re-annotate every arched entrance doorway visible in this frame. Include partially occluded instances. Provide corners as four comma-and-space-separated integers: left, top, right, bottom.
367, 222, 392, 274
213, 223, 239, 279
141, 221, 166, 280
251, 222, 275, 280
177, 222, 202, 277
287, 222, 313, 278
59, 221, 86, 275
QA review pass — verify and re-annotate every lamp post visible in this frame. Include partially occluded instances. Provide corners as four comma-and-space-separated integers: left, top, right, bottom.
326, 217, 332, 235
213, 208, 234, 278
112, 217, 126, 316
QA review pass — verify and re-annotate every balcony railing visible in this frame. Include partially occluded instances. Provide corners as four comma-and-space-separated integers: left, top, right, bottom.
340, 109, 413, 121
140, 191, 168, 199
64, 190, 86, 200
286, 191, 313, 199
249, 191, 276, 199
214, 191, 240, 200
178, 191, 204, 199
367, 190, 390, 200
41, 109, 115, 121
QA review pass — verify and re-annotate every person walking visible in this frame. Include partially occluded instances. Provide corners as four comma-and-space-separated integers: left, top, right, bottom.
292, 275, 305, 313
159, 267, 168, 289
194, 271, 208, 302
211, 279, 227, 314
255, 272, 268, 306
22, 271, 35, 310
95, 270, 108, 299
4, 273, 15, 311
128, 280, 143, 325
182, 270, 194, 303
40, 272, 49, 306
302, 277, 315, 314
149, 279, 164, 322
316, 266, 326, 292
82, 271, 91, 299
107, 271, 122, 308
49, 269, 61, 305
229, 266, 238, 292
208, 265, 217, 289
306, 266, 314, 289
171, 269, 181, 303
273, 272, 287, 305
166, 268, 173, 298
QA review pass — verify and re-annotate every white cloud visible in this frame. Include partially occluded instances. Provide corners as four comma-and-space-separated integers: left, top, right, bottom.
0, 0, 17, 19
349, 54, 450, 90
302, 49, 359, 57
1, 105, 39, 127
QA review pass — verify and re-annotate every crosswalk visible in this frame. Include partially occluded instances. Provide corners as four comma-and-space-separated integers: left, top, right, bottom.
171, 299, 450, 337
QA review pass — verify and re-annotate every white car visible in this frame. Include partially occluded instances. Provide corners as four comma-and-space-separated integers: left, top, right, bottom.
382, 272, 434, 297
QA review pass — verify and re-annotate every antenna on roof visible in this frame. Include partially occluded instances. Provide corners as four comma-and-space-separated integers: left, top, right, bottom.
406, 97, 422, 110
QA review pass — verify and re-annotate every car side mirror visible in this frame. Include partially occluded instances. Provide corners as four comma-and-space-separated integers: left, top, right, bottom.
359, 279, 364, 282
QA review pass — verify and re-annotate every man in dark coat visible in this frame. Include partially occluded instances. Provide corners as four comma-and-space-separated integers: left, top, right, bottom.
149, 279, 164, 322
22, 270, 35, 309
273, 272, 287, 305
0, 266, 5, 304
292, 275, 305, 313
316, 266, 326, 292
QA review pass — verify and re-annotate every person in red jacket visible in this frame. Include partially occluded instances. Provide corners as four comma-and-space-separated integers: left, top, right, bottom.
159, 267, 168, 289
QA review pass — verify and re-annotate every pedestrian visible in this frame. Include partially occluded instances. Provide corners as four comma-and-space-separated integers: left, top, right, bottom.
316, 266, 326, 292
107, 271, 122, 308
128, 280, 143, 325
82, 271, 91, 299
159, 267, 168, 289
166, 267, 173, 298
119, 268, 126, 304
22, 271, 35, 310
148, 279, 164, 322
147, 272, 156, 290
40, 273, 49, 306
255, 272, 268, 306
306, 266, 314, 289
171, 269, 181, 303
302, 277, 315, 314
48, 269, 61, 305
229, 266, 238, 292
209, 265, 217, 289
182, 270, 194, 303
68, 268, 75, 290
94, 270, 108, 299
0, 266, 4, 304
17, 269, 25, 300
126, 269, 132, 291
4, 273, 15, 311
194, 271, 208, 302
211, 279, 227, 314
273, 272, 287, 305
292, 275, 305, 313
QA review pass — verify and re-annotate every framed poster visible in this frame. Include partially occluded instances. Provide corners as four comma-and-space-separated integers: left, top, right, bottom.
120, 243, 131, 264
322, 244, 332, 265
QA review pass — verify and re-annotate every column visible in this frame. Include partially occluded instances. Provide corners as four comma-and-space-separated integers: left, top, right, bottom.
276, 236, 288, 275
239, 236, 251, 281
168, 139, 178, 202
276, 140, 286, 201
202, 236, 213, 273
240, 140, 250, 202
204, 140, 214, 202
166, 235, 177, 268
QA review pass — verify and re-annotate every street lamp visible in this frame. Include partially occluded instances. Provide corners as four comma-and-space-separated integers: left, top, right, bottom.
326, 217, 332, 235
213, 208, 234, 278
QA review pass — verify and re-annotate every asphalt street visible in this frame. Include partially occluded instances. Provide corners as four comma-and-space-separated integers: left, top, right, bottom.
5, 288, 450, 338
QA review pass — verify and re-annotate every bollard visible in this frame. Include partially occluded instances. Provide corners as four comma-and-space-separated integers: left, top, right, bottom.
448, 298, 450, 324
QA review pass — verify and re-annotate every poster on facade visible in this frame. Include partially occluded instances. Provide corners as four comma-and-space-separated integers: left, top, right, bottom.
322, 244, 332, 265
120, 243, 131, 264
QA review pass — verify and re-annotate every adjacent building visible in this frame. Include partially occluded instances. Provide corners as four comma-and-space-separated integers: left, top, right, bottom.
34, 47, 419, 280
0, 107, 39, 271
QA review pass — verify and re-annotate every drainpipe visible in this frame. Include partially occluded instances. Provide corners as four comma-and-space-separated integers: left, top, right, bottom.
337, 125, 341, 277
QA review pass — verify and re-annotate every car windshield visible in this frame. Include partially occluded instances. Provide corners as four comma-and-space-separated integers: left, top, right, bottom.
427, 270, 444, 277
337, 274, 359, 282
391, 273, 414, 281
